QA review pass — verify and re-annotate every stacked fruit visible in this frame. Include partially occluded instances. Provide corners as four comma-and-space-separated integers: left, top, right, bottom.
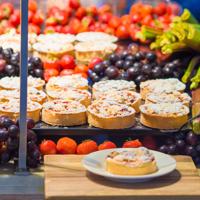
88, 49, 184, 86
0, 116, 40, 168
0, 47, 44, 78
0, 0, 44, 35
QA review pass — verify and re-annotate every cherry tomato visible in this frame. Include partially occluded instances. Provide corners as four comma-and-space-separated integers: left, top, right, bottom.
142, 15, 153, 26
120, 15, 131, 26
116, 25, 130, 39
28, 0, 37, 13
75, 7, 86, 20
54, 10, 69, 25
44, 69, 59, 82
86, 6, 98, 17
98, 141, 117, 150
69, 0, 80, 10
28, 24, 41, 34
28, 10, 34, 23
131, 13, 141, 23
81, 16, 94, 27
54, 25, 62, 33
47, 6, 60, 17
60, 69, 75, 76
108, 16, 120, 29
74, 65, 89, 73
43, 60, 60, 70
77, 140, 98, 155
60, 55, 75, 69
123, 139, 142, 148
69, 18, 81, 34
40, 140, 57, 155
153, 2, 167, 16
0, 3, 14, 18
32, 11, 44, 26
61, 25, 75, 34
9, 10, 20, 27
57, 137, 77, 154
99, 13, 112, 24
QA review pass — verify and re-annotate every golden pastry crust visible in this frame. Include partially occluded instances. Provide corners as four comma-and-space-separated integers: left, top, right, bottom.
106, 148, 157, 175
140, 103, 189, 129
46, 75, 88, 91
42, 100, 87, 126
47, 88, 91, 107
87, 100, 135, 129
140, 78, 186, 99
98, 90, 141, 113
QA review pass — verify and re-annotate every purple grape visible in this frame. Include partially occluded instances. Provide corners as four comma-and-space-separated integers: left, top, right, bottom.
185, 145, 197, 157
31, 149, 41, 161
120, 51, 129, 60
109, 54, 120, 64
0, 128, 9, 142
27, 141, 37, 152
115, 60, 124, 69
105, 66, 119, 79
93, 63, 105, 74
165, 138, 174, 145
168, 144, 177, 155
158, 145, 169, 154
1, 151, 10, 164
7, 138, 19, 151
118, 71, 129, 80
2, 118, 15, 128
186, 132, 198, 146
176, 140, 185, 151
8, 125, 19, 138
102, 60, 111, 68
27, 130, 37, 143
27, 118, 35, 129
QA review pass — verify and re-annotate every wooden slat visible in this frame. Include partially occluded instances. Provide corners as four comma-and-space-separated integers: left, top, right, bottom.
44, 155, 200, 200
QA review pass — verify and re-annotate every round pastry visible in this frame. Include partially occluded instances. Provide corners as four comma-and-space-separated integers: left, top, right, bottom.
140, 103, 189, 129
87, 100, 135, 129
106, 148, 158, 175
0, 76, 45, 90
76, 32, 118, 43
46, 75, 88, 91
75, 41, 117, 64
92, 80, 136, 99
42, 100, 87, 126
0, 99, 42, 122
98, 90, 141, 113
0, 88, 46, 105
146, 91, 191, 107
47, 88, 91, 107
140, 78, 186, 99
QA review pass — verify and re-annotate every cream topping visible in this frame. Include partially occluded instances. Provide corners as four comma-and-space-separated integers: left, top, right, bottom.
88, 100, 135, 118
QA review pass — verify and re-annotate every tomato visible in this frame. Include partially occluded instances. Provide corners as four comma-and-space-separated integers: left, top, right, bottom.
120, 15, 131, 26
60, 55, 75, 69
98, 4, 112, 14
81, 16, 94, 27
48, 6, 60, 17
54, 10, 69, 25
40, 140, 57, 155
130, 2, 142, 15
87, 6, 98, 17
28, 10, 34, 23
88, 57, 103, 69
44, 69, 59, 82
60, 69, 75, 76
142, 15, 153, 26
0, 3, 14, 18
61, 25, 75, 34
142, 136, 157, 150
99, 13, 112, 24
116, 25, 130, 39
77, 140, 98, 155
69, 0, 80, 10
44, 60, 60, 70
32, 11, 44, 26
69, 18, 81, 34
75, 7, 86, 20
141, 4, 153, 18
74, 65, 89, 73
129, 24, 140, 41
57, 137, 77, 154
28, 24, 41, 34
75, 72, 88, 79
123, 139, 142, 148
98, 141, 117, 150
28, 0, 37, 13
9, 10, 20, 27
44, 26, 56, 34
153, 2, 167, 16
108, 16, 120, 29
130, 13, 141, 24
46, 17, 57, 26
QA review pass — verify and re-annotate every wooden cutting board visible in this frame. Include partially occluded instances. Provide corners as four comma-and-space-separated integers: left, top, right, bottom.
44, 155, 200, 200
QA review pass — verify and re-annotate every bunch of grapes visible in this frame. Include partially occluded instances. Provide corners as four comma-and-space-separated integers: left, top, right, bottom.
158, 131, 200, 166
88, 50, 184, 86
0, 116, 40, 168
0, 47, 44, 79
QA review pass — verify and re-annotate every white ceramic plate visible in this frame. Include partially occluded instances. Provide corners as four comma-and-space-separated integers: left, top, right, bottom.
82, 148, 176, 183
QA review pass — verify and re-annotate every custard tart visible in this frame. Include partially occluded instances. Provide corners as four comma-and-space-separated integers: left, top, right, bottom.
140, 103, 189, 129
106, 148, 157, 175
140, 78, 186, 99
42, 100, 87, 126
87, 100, 135, 129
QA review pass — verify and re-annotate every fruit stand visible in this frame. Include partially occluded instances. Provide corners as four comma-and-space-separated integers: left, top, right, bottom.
0, 0, 200, 200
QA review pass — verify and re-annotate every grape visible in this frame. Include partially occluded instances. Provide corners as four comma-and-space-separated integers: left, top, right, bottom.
1, 151, 10, 164
125, 55, 136, 62
146, 52, 157, 62
29, 70, 35, 76
27, 130, 37, 143
135, 75, 147, 85
115, 60, 124, 69
185, 145, 197, 157
135, 52, 145, 61
92, 74, 100, 82
10, 54, 19, 65
7, 138, 19, 151
123, 60, 133, 70
120, 51, 129, 60
0, 46, 2, 54
0, 116, 8, 127
152, 66, 162, 78
27, 157, 38, 168
172, 59, 181, 68
128, 43, 139, 54
162, 65, 173, 76
141, 64, 152, 75
0, 129, 9, 142
31, 149, 41, 161
109, 54, 120, 64
2, 48, 12, 60
5, 64, 17, 76
158, 145, 169, 154
167, 62, 176, 70
8, 125, 19, 138
118, 71, 129, 80
176, 140, 185, 151
93, 63, 105, 74
27, 118, 35, 129
127, 67, 139, 79
2, 118, 15, 128
27, 141, 37, 152
168, 144, 177, 155
31, 57, 43, 68
175, 132, 185, 140
105, 66, 119, 79
102, 60, 111, 68
166, 138, 174, 145
195, 144, 200, 153
133, 62, 142, 69
186, 132, 198, 146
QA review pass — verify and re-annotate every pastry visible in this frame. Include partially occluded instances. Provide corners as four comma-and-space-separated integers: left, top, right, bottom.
0, 76, 45, 90
76, 32, 118, 43
87, 100, 135, 129
0, 99, 42, 122
140, 78, 186, 99
75, 41, 117, 64
106, 147, 157, 175
92, 80, 136, 99
46, 74, 88, 91
98, 90, 141, 113
0, 88, 47, 105
140, 103, 189, 129
146, 91, 191, 107
42, 100, 87, 126
47, 88, 91, 107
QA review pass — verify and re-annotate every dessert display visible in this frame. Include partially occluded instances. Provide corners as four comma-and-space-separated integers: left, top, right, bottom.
75, 41, 117, 64
98, 91, 141, 113
92, 80, 136, 99
46, 74, 88, 91
140, 78, 186, 99
106, 147, 157, 175
42, 100, 87, 126
87, 100, 136, 129
146, 92, 191, 107
0, 99, 42, 122
0, 76, 45, 90
140, 103, 189, 130
47, 88, 91, 107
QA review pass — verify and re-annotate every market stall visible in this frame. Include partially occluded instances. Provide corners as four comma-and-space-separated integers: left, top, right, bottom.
0, 0, 200, 199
